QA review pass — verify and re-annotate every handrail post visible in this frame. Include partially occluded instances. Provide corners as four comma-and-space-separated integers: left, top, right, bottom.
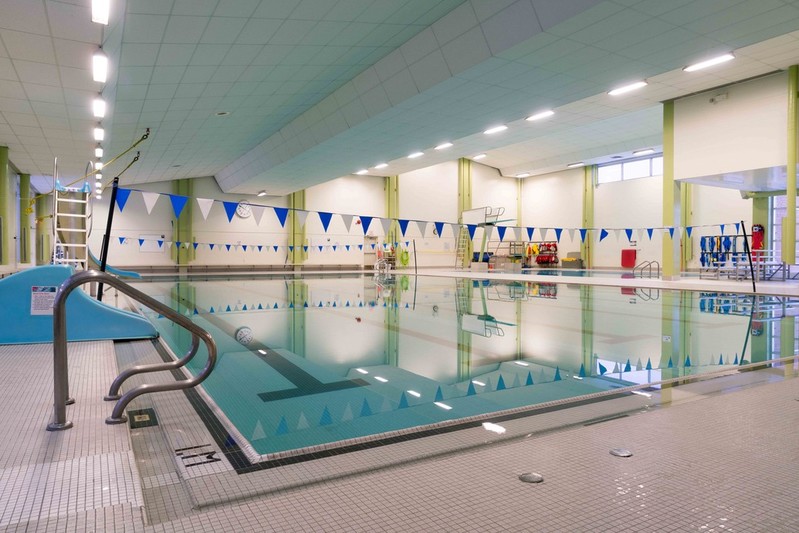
47, 280, 78, 431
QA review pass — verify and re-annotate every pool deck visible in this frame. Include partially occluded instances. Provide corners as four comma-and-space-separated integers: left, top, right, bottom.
2, 270, 799, 531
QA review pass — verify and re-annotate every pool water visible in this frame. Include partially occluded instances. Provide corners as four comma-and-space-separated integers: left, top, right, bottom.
131, 274, 770, 459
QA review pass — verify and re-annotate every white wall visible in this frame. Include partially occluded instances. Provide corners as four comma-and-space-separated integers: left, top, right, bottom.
675, 71, 788, 179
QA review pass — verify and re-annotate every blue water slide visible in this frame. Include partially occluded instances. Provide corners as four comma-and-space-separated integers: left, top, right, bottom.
87, 247, 141, 279
0, 265, 157, 344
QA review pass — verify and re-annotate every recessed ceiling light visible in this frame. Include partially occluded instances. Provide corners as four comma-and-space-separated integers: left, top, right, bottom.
435, 142, 453, 150
257, 191, 267, 197
92, 50, 108, 83
567, 162, 584, 168
374, 376, 388, 383
472, 154, 486, 160
95, 146, 103, 158
526, 110, 555, 121
92, 97, 105, 118
356, 368, 368, 374
408, 151, 424, 159
95, 194, 102, 200
516, 172, 530, 178
633, 148, 655, 156
607, 81, 647, 96
434, 401, 452, 410
95, 181, 102, 189
95, 173, 102, 180
683, 53, 735, 72
91, 0, 110, 24
355, 169, 368, 175
373, 163, 388, 169
483, 125, 508, 135
407, 390, 421, 398
471, 380, 485, 386
93, 127, 104, 141
215, 111, 229, 116
94, 161, 103, 171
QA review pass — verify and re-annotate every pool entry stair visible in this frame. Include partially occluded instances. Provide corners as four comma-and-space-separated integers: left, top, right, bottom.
0, 265, 157, 344
53, 181, 92, 270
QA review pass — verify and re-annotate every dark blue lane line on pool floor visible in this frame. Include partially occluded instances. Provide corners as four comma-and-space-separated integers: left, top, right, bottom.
253, 347, 369, 401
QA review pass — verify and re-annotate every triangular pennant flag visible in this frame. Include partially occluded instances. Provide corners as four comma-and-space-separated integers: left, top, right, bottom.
434, 221, 445, 238
598, 362, 607, 375
225, 244, 231, 251
360, 399, 372, 417
415, 220, 427, 236
222, 202, 239, 222
345, 245, 350, 251
668, 227, 675, 238
449, 223, 459, 238
579, 363, 586, 377
295, 210, 309, 228
525, 371, 533, 386
360, 216, 373, 234
138, 238, 144, 246
115, 188, 131, 212
554, 228, 563, 242
527, 227, 534, 241
379, 218, 392, 235
625, 228, 633, 241
496, 226, 507, 241
686, 226, 693, 238
540, 228, 549, 241
667, 357, 673, 368
496, 375, 506, 390
646, 358, 652, 370
341, 403, 353, 422
273, 207, 289, 227
358, 244, 363, 250
567, 228, 575, 242
720, 224, 725, 234
165, 241, 172, 248
467, 381, 476, 396
398, 219, 409, 236
332, 245, 337, 252
398, 392, 409, 409
685, 355, 692, 367
340, 214, 354, 232
141, 191, 160, 215
242, 245, 248, 252
209, 243, 215, 250
613, 229, 621, 241
624, 359, 631, 372
118, 236, 125, 245
288, 245, 294, 252
193, 242, 199, 250
579, 228, 587, 242
303, 245, 309, 252
599, 229, 609, 241
735, 222, 740, 234
251, 204, 266, 226
273, 245, 278, 252
467, 224, 477, 240
296, 412, 309, 430
318, 211, 333, 232
175, 241, 182, 248
169, 194, 189, 218
276, 417, 288, 435
319, 407, 333, 426
317, 245, 324, 252
554, 367, 561, 381
647, 228, 654, 240
196, 198, 214, 220
434, 386, 444, 402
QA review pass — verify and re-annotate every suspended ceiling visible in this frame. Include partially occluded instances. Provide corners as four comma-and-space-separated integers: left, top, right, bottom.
1, 0, 799, 195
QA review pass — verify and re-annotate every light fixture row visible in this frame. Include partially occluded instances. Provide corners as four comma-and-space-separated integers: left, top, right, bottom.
91, 0, 110, 200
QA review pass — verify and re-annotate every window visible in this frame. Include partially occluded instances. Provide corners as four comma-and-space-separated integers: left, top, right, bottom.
595, 153, 663, 184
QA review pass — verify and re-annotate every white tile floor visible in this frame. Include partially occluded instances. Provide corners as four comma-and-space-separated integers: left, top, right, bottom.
2, 271, 799, 531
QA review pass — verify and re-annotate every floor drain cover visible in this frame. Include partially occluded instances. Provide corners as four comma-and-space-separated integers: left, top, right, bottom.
519, 472, 544, 483
128, 408, 158, 429
610, 448, 633, 457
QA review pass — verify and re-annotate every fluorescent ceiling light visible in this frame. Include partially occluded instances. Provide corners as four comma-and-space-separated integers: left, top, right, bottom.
408, 151, 424, 159
373, 163, 388, 169
567, 162, 584, 168
434, 402, 452, 410
93, 127, 104, 141
573, 375, 583, 380
435, 142, 453, 150
92, 98, 106, 118
471, 380, 485, 386
515, 172, 530, 178
95, 194, 102, 200
483, 125, 508, 135
526, 110, 554, 122
631, 390, 653, 398
95, 173, 102, 180
92, 50, 108, 83
633, 148, 655, 156
514, 361, 529, 367
355, 368, 368, 374
473, 154, 486, 161
482, 422, 506, 434
374, 376, 388, 383
95, 181, 102, 188
91, 0, 110, 24
355, 169, 368, 175
94, 161, 103, 171
607, 80, 647, 96
258, 349, 267, 354
94, 146, 103, 158
257, 191, 267, 197
683, 53, 735, 72
407, 390, 421, 398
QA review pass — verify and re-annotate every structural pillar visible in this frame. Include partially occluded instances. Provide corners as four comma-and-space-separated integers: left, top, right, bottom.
385, 175, 399, 249
662, 101, 680, 279
172, 179, 193, 266
35, 194, 49, 265
288, 280, 307, 357
458, 158, 473, 268
582, 165, 594, 268
580, 285, 594, 375
0, 146, 10, 265
288, 190, 306, 267
19, 173, 30, 263
680, 182, 692, 270
783, 64, 798, 263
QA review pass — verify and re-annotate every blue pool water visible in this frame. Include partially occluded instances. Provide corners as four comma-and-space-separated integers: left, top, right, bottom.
131, 274, 772, 458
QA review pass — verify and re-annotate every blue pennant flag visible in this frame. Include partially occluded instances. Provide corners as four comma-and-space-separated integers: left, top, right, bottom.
319, 407, 332, 426
579, 363, 586, 378
527, 227, 534, 241
398, 219, 409, 236
685, 355, 692, 367
599, 229, 609, 241
209, 307, 215, 313
554, 367, 561, 381
646, 228, 654, 240
318, 211, 333, 232
434, 221, 444, 238
668, 227, 675, 238
318, 245, 323, 252
467, 382, 476, 396
434, 386, 444, 402
288, 245, 294, 252
332, 245, 337, 251
273, 207, 289, 227
257, 245, 262, 252
579, 228, 587, 242
686, 226, 693, 238
496, 375, 506, 390
625, 228, 633, 241
118, 237, 125, 244
554, 228, 563, 242
225, 244, 231, 251
358, 244, 363, 250
720, 224, 725, 234
735, 222, 740, 234
303, 245, 309, 252
370, 243, 376, 250
158, 240, 163, 248
242, 245, 248, 252
273, 245, 278, 252
598, 362, 607, 375
193, 242, 199, 250
359, 216, 373, 234
115, 188, 131, 212
467, 224, 477, 240
222, 201, 238, 222
242, 304, 247, 311
345, 245, 350, 251
175, 241, 181, 248
525, 372, 533, 386
209, 243, 215, 250
624, 359, 631, 372
496, 226, 507, 241
398, 393, 409, 409
138, 239, 144, 246
168, 194, 189, 218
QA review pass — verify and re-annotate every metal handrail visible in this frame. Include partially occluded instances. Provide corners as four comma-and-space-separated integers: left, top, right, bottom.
633, 260, 660, 278
47, 269, 217, 430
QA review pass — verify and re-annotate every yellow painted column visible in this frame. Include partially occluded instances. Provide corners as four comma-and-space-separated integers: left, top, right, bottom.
581, 285, 594, 374
0, 146, 10, 265
581, 165, 594, 268
662, 100, 679, 279
288, 280, 307, 357
680, 182, 692, 270
19, 173, 31, 264
172, 179, 194, 266
35, 194, 50, 265
288, 190, 306, 266
385, 175, 399, 246
752, 196, 770, 248
458, 158, 473, 268
784, 64, 798, 262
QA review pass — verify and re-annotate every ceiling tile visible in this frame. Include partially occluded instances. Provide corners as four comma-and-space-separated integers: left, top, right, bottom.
0, 79, 26, 100
201, 17, 249, 45
172, 0, 219, 17
0, 0, 49, 35
45, 0, 101, 44
119, 43, 161, 67
1, 30, 55, 64
13, 60, 59, 86
123, 14, 169, 44
270, 20, 317, 46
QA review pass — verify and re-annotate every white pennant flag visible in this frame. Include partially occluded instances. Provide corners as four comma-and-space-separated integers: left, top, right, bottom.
484, 225, 494, 242
141, 191, 160, 215
196, 198, 214, 220
340, 214, 354, 233
567, 228, 576, 242
636, 228, 645, 242
379, 218, 392, 236
509, 227, 520, 242
540, 228, 549, 241
415, 220, 427, 236
613, 229, 621, 241
295, 210, 309, 228
450, 223, 460, 238
251, 204, 266, 226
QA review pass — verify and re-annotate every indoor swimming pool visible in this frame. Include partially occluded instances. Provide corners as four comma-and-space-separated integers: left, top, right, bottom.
129, 273, 782, 461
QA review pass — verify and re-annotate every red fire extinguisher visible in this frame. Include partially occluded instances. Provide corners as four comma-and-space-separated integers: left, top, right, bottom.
751, 224, 764, 250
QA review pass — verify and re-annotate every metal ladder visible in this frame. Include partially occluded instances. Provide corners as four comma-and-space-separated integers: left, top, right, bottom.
53, 180, 91, 270
455, 226, 470, 269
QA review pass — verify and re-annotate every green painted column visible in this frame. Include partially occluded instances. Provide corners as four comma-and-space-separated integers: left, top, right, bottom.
780, 315, 795, 360
172, 179, 193, 266
0, 146, 10, 265
680, 182, 692, 270
385, 175, 399, 248
662, 101, 678, 278
784, 65, 798, 263
35, 194, 50, 265
385, 295, 399, 367
580, 285, 594, 374
288, 190, 306, 267
581, 165, 594, 268
19, 173, 30, 263
456, 278, 472, 381
752, 197, 770, 248
288, 280, 307, 357
458, 158, 473, 268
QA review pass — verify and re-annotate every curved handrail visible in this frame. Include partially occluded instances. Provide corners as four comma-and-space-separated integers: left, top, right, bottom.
47, 269, 217, 430
633, 260, 660, 279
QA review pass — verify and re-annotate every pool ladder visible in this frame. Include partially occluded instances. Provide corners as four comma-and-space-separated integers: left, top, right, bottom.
47, 269, 217, 431
633, 260, 660, 278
